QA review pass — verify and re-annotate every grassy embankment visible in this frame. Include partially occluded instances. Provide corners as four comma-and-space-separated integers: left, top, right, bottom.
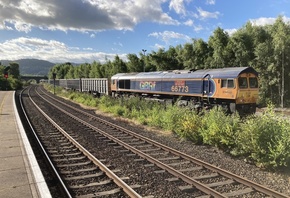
45, 84, 290, 170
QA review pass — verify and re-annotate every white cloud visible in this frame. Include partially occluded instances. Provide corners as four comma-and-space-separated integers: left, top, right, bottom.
0, 0, 179, 33
196, 7, 220, 20
250, 16, 290, 26
0, 37, 126, 63
183, 20, 203, 32
169, 0, 187, 15
184, 19, 194, 26
114, 42, 123, 47
153, 43, 165, 50
149, 30, 191, 43
83, 47, 93, 51
18, 0, 53, 17
206, 0, 215, 5
225, 28, 237, 36
13, 21, 32, 33
193, 24, 203, 32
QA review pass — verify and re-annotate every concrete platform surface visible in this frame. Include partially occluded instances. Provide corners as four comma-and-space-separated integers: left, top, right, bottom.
0, 91, 51, 198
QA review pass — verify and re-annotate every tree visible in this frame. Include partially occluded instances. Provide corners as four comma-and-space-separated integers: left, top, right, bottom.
177, 43, 194, 69
0, 64, 22, 90
254, 39, 276, 104
66, 65, 75, 79
228, 28, 254, 66
126, 53, 143, 72
192, 39, 210, 69
208, 27, 230, 68
9, 62, 20, 79
89, 61, 104, 78
110, 55, 127, 75
150, 47, 181, 71
271, 16, 290, 107
79, 63, 91, 78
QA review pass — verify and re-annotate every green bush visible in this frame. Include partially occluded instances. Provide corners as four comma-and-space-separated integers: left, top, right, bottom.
159, 105, 183, 131
175, 110, 202, 143
235, 107, 290, 168
198, 107, 240, 149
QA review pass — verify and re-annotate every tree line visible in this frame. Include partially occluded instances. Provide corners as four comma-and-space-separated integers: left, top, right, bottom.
0, 62, 22, 90
48, 16, 290, 107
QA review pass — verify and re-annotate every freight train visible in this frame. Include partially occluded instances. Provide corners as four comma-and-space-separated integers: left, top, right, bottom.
45, 67, 259, 114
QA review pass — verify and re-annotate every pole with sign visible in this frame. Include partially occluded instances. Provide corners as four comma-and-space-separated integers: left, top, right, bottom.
53, 73, 56, 94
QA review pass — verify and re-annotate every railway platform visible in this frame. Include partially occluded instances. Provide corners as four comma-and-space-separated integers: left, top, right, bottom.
0, 91, 51, 198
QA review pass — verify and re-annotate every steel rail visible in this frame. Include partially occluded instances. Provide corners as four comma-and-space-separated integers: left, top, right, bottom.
40, 86, 289, 198
99, 118, 290, 198
21, 87, 72, 198
39, 85, 290, 198
31, 86, 142, 198
37, 87, 226, 197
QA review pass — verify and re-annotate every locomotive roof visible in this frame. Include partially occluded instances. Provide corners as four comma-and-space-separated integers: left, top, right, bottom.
111, 67, 258, 79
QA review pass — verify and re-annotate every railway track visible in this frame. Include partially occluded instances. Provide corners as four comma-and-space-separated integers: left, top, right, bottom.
25, 84, 288, 198
20, 86, 141, 197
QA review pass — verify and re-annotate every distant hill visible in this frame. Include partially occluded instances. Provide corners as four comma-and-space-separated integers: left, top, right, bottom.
1, 59, 55, 76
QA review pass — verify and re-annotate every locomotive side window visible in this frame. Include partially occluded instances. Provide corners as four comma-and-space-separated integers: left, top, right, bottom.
221, 79, 227, 88
249, 77, 258, 88
119, 80, 130, 89
227, 79, 234, 88
238, 77, 248, 88
221, 79, 234, 88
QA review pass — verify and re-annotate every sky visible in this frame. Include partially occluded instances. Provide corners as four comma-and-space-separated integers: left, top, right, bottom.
0, 0, 290, 64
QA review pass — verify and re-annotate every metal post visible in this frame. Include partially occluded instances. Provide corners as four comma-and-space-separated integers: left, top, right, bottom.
53, 73, 56, 95
5, 77, 8, 91
53, 78, 55, 94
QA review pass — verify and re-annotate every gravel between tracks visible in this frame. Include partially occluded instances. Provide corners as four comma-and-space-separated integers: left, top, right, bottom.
88, 107, 290, 197
53, 91, 290, 197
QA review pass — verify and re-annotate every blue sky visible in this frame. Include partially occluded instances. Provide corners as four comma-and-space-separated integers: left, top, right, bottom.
0, 0, 290, 64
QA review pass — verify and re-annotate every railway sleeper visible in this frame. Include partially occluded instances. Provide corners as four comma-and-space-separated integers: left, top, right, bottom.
69, 179, 113, 189
70, 176, 130, 189
167, 160, 191, 167
113, 145, 123, 149
135, 144, 153, 148
156, 156, 181, 161
60, 167, 98, 174
76, 188, 122, 197
65, 172, 105, 180
139, 148, 161, 152
128, 141, 146, 146
178, 179, 237, 193
223, 187, 254, 197
147, 152, 169, 156
50, 152, 82, 157
53, 156, 87, 162
166, 173, 219, 182
178, 166, 204, 172
57, 160, 91, 167
107, 142, 118, 146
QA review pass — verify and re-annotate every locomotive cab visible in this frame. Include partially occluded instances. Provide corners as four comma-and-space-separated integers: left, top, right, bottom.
235, 72, 259, 114
202, 67, 259, 114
